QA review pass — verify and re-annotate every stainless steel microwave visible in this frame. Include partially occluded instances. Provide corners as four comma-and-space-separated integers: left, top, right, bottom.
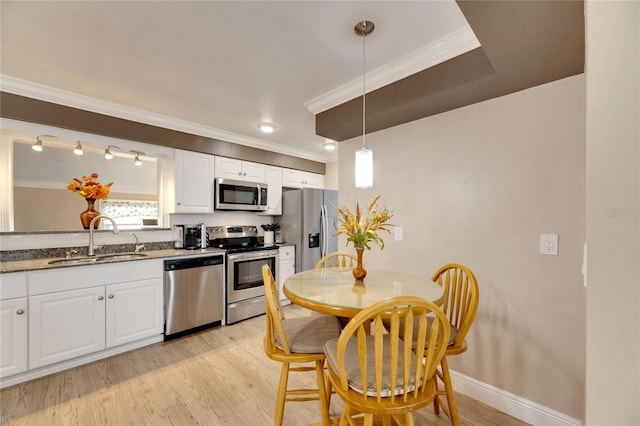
214, 178, 268, 211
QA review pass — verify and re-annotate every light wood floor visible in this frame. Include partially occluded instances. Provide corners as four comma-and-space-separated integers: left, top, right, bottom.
1, 305, 529, 426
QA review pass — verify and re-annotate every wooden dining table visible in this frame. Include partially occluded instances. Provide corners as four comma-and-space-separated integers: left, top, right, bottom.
283, 267, 445, 318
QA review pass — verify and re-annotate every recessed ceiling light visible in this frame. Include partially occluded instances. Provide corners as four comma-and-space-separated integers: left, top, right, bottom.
324, 141, 337, 151
258, 122, 276, 133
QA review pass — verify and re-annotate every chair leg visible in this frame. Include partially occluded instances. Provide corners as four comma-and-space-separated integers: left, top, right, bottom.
363, 414, 374, 426
433, 371, 441, 415
275, 362, 290, 426
338, 405, 350, 426
440, 357, 460, 426
315, 360, 331, 426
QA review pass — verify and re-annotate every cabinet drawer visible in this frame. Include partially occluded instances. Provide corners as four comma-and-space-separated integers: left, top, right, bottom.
0, 273, 27, 300
29, 259, 163, 295
278, 245, 295, 260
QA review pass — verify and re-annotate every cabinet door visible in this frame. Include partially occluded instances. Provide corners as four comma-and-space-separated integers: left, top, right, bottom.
241, 161, 267, 183
0, 298, 28, 378
175, 149, 215, 213
304, 172, 325, 189
282, 168, 325, 189
29, 287, 106, 369
214, 157, 243, 180
106, 278, 164, 347
282, 168, 305, 188
261, 165, 282, 215
278, 260, 295, 305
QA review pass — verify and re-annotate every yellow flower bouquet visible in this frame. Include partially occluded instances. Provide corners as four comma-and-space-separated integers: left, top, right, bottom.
66, 173, 113, 200
335, 195, 393, 250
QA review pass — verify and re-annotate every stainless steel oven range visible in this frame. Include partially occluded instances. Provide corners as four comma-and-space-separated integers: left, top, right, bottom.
208, 225, 279, 324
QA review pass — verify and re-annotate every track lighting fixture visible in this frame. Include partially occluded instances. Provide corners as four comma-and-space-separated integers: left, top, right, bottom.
130, 150, 145, 166
104, 145, 120, 160
32, 137, 44, 152
73, 141, 84, 155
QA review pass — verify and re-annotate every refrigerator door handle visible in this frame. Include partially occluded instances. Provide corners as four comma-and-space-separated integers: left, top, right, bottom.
320, 204, 327, 257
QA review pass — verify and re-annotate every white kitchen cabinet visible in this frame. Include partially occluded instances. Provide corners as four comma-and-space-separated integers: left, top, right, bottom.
278, 245, 295, 306
175, 149, 215, 213
260, 165, 282, 215
106, 278, 163, 348
0, 297, 28, 378
29, 287, 106, 369
282, 168, 325, 189
27, 260, 164, 370
215, 157, 266, 183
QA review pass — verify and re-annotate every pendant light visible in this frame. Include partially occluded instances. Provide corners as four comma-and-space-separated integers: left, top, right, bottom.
130, 150, 145, 166
354, 20, 374, 189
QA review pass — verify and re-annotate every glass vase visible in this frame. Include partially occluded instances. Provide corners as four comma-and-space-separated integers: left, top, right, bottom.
352, 247, 367, 282
80, 198, 101, 229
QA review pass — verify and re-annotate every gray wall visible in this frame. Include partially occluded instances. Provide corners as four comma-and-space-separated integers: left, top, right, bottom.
338, 75, 587, 419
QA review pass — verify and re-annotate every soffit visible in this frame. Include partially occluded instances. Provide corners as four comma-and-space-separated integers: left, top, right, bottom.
316, 0, 585, 142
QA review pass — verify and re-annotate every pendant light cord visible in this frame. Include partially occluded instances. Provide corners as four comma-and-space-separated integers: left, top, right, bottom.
362, 20, 366, 149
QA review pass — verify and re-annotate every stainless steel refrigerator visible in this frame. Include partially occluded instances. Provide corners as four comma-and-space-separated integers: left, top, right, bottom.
278, 188, 338, 271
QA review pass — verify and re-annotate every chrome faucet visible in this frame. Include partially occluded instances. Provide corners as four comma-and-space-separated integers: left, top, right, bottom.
88, 215, 119, 256
130, 232, 146, 253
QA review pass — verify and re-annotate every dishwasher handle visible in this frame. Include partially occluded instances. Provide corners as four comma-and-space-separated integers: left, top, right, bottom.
164, 255, 224, 271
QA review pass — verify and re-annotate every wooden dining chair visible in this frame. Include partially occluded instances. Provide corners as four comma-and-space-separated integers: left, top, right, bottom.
429, 263, 479, 426
315, 251, 359, 269
262, 264, 341, 426
323, 296, 451, 426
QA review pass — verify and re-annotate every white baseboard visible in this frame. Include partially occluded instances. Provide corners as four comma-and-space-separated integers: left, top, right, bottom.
450, 370, 582, 426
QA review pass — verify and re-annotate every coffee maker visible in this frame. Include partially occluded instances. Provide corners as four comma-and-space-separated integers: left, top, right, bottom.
184, 224, 207, 249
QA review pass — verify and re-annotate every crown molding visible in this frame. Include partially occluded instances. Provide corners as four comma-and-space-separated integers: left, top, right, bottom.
0, 75, 329, 163
304, 26, 481, 115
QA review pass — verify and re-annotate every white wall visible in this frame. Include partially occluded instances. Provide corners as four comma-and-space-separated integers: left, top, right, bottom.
585, 1, 640, 424
339, 75, 586, 420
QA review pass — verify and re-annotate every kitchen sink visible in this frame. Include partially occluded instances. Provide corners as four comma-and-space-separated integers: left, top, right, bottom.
48, 257, 99, 266
48, 252, 148, 266
96, 253, 149, 261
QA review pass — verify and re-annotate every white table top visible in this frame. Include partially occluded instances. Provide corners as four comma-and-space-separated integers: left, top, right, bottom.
283, 268, 445, 317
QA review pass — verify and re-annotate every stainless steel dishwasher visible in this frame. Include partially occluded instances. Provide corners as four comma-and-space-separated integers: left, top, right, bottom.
164, 255, 224, 339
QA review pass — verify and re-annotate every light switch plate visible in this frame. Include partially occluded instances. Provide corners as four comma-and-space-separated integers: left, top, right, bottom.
394, 226, 403, 241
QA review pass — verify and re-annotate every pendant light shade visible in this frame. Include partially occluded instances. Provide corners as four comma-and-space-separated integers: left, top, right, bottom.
32, 137, 44, 152
73, 141, 84, 155
355, 146, 373, 189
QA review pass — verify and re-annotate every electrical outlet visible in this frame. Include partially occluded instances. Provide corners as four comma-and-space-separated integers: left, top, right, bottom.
540, 234, 559, 255
394, 226, 403, 241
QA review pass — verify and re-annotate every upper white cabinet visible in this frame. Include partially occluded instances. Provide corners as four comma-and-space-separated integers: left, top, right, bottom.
282, 168, 325, 189
215, 157, 266, 183
175, 149, 215, 213
260, 166, 282, 216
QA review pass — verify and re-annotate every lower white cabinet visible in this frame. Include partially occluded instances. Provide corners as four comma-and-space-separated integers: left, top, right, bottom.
0, 297, 28, 378
278, 245, 295, 305
29, 287, 106, 369
106, 278, 163, 348
29, 276, 163, 370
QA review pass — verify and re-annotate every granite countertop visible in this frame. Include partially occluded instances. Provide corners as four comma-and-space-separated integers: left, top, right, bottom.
1, 248, 227, 274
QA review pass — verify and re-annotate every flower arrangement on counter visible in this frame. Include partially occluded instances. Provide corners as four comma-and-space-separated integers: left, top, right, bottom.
66, 172, 113, 200
260, 223, 280, 232
335, 195, 393, 250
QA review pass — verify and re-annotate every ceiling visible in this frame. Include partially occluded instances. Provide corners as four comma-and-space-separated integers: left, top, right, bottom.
0, 1, 584, 164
